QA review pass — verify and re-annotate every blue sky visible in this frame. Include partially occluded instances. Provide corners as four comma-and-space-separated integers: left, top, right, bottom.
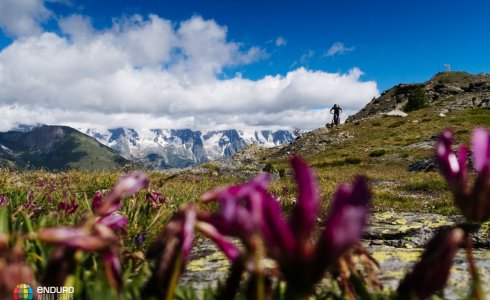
0, 0, 489, 130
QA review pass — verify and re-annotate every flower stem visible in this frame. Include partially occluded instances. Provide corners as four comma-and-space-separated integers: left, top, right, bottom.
465, 237, 485, 300
165, 252, 182, 300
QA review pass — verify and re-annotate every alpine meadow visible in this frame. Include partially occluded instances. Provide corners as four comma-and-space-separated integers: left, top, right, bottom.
1, 1, 490, 300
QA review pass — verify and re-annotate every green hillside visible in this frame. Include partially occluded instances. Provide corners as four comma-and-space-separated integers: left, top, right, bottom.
244, 107, 489, 215
0, 125, 129, 171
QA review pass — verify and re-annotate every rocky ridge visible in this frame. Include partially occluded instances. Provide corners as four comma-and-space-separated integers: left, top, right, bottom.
346, 71, 490, 122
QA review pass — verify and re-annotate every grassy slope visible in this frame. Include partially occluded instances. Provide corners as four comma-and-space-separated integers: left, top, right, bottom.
66, 131, 129, 171
263, 107, 490, 215
0, 127, 128, 171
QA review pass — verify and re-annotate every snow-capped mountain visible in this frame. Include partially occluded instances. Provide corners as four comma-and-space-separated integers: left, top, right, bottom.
79, 128, 302, 169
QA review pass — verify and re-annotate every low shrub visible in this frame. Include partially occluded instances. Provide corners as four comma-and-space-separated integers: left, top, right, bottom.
369, 149, 386, 157
388, 120, 405, 128
404, 86, 429, 112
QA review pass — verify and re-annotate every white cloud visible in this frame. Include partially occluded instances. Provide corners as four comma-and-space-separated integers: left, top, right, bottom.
300, 50, 315, 63
290, 50, 315, 68
275, 36, 286, 47
0, 0, 52, 37
325, 42, 354, 57
59, 14, 95, 42
0, 14, 378, 131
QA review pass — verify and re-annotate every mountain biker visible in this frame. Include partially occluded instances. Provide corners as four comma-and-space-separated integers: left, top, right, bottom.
330, 104, 342, 126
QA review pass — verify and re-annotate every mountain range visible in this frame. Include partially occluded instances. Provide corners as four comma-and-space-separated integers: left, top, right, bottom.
79, 128, 302, 169
0, 125, 301, 170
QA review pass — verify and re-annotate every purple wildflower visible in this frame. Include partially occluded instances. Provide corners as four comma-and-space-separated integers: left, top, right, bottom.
38, 179, 57, 202
38, 222, 123, 291
472, 128, 490, 173
200, 173, 273, 251
201, 156, 371, 296
38, 224, 119, 252
102, 251, 123, 292
37, 172, 150, 293
316, 176, 370, 268
181, 204, 196, 261
0, 195, 6, 206
36, 181, 46, 188
96, 214, 128, 234
144, 204, 197, 298
146, 191, 166, 209
57, 199, 67, 212
289, 156, 321, 248
95, 172, 149, 216
91, 191, 103, 213
196, 218, 241, 261
398, 227, 464, 299
57, 198, 79, 215
436, 128, 490, 221
135, 232, 146, 247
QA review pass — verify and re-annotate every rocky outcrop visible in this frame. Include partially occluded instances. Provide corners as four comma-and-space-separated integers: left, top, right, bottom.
346, 72, 490, 122
181, 212, 490, 296
267, 127, 354, 159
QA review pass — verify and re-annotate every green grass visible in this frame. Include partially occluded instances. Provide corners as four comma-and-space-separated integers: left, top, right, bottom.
369, 149, 386, 157
256, 107, 490, 214
0, 168, 246, 299
401, 175, 447, 192
434, 71, 474, 84
200, 162, 221, 174
388, 120, 405, 128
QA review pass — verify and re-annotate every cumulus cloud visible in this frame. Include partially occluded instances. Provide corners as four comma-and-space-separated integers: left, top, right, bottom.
0, 13, 378, 131
0, 0, 52, 37
325, 42, 354, 57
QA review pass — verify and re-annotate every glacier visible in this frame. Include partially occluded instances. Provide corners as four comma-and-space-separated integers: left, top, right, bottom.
79, 128, 302, 169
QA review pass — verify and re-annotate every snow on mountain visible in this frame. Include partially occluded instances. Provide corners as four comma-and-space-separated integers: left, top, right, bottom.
79, 128, 302, 169
0, 144, 14, 155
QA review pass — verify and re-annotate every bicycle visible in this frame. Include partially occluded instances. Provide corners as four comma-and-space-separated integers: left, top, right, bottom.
331, 111, 341, 127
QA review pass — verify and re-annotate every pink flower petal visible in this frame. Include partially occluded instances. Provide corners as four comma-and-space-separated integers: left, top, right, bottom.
318, 177, 370, 264
197, 221, 240, 261
472, 128, 490, 172
398, 228, 464, 299
96, 172, 149, 216
181, 205, 196, 261
289, 156, 321, 245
